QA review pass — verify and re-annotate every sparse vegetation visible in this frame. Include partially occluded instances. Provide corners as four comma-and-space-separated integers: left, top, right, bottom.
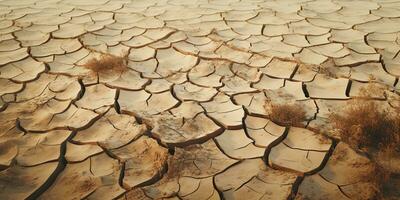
328, 82, 400, 199
330, 98, 400, 198
84, 51, 129, 74
265, 103, 307, 127
368, 163, 390, 199
330, 99, 399, 153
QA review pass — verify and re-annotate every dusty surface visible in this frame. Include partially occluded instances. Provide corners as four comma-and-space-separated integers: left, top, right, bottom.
0, 0, 399, 199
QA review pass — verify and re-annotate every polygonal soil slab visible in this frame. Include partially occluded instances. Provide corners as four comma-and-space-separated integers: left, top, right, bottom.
109, 136, 168, 188
14, 30, 50, 47
85, 153, 126, 200
215, 158, 299, 200
14, 73, 57, 102
119, 90, 179, 116
260, 59, 297, 79
172, 139, 238, 178
178, 177, 220, 200
231, 63, 262, 82
295, 48, 328, 66
173, 82, 218, 102
2, 0, 400, 199
30, 39, 81, 57
145, 79, 173, 93
201, 93, 245, 129
16, 130, 71, 166
0, 57, 45, 82
295, 174, 350, 200
0, 162, 58, 200
296, 142, 379, 199
305, 74, 349, 99
244, 115, 286, 148
350, 63, 396, 86
73, 109, 146, 149
253, 74, 285, 90
0, 78, 23, 96
0, 48, 28, 65
268, 127, 332, 174
220, 76, 257, 95
65, 142, 103, 162
19, 99, 100, 132
267, 80, 307, 100
233, 91, 269, 117
76, 84, 116, 110
40, 156, 123, 200
150, 112, 222, 146
139, 140, 235, 199
0, 139, 18, 167
15, 74, 80, 103
188, 60, 223, 88
100, 69, 149, 91
215, 45, 252, 64
309, 43, 350, 58
215, 129, 265, 159
155, 48, 198, 77
334, 51, 380, 67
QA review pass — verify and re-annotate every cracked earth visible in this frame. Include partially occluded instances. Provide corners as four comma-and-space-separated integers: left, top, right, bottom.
0, 0, 400, 199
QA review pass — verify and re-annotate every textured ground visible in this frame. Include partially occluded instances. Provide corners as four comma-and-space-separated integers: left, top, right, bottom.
0, 0, 400, 199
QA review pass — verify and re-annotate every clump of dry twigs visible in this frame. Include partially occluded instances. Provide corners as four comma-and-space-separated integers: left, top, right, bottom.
265, 103, 307, 127
84, 51, 129, 74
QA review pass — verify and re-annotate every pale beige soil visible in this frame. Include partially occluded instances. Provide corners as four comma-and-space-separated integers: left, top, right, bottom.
0, 0, 399, 199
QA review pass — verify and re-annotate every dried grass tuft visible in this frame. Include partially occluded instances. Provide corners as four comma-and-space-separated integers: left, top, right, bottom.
84, 51, 128, 74
329, 84, 400, 198
265, 103, 307, 127
330, 99, 399, 152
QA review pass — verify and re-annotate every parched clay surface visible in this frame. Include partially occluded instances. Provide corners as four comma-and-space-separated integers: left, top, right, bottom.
0, 0, 399, 199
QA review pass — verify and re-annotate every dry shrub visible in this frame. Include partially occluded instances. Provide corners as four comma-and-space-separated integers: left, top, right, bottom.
368, 163, 391, 199
84, 51, 128, 73
265, 103, 307, 127
330, 99, 400, 152
330, 84, 400, 199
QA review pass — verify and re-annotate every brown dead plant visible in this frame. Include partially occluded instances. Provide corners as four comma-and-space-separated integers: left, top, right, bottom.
265, 103, 307, 127
330, 83, 400, 199
330, 91, 399, 153
84, 51, 129, 74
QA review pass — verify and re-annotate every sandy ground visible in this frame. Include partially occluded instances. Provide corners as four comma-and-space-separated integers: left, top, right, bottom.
0, 0, 400, 199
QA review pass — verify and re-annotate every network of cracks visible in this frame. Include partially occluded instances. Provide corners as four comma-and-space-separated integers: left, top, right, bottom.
1, 0, 400, 199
